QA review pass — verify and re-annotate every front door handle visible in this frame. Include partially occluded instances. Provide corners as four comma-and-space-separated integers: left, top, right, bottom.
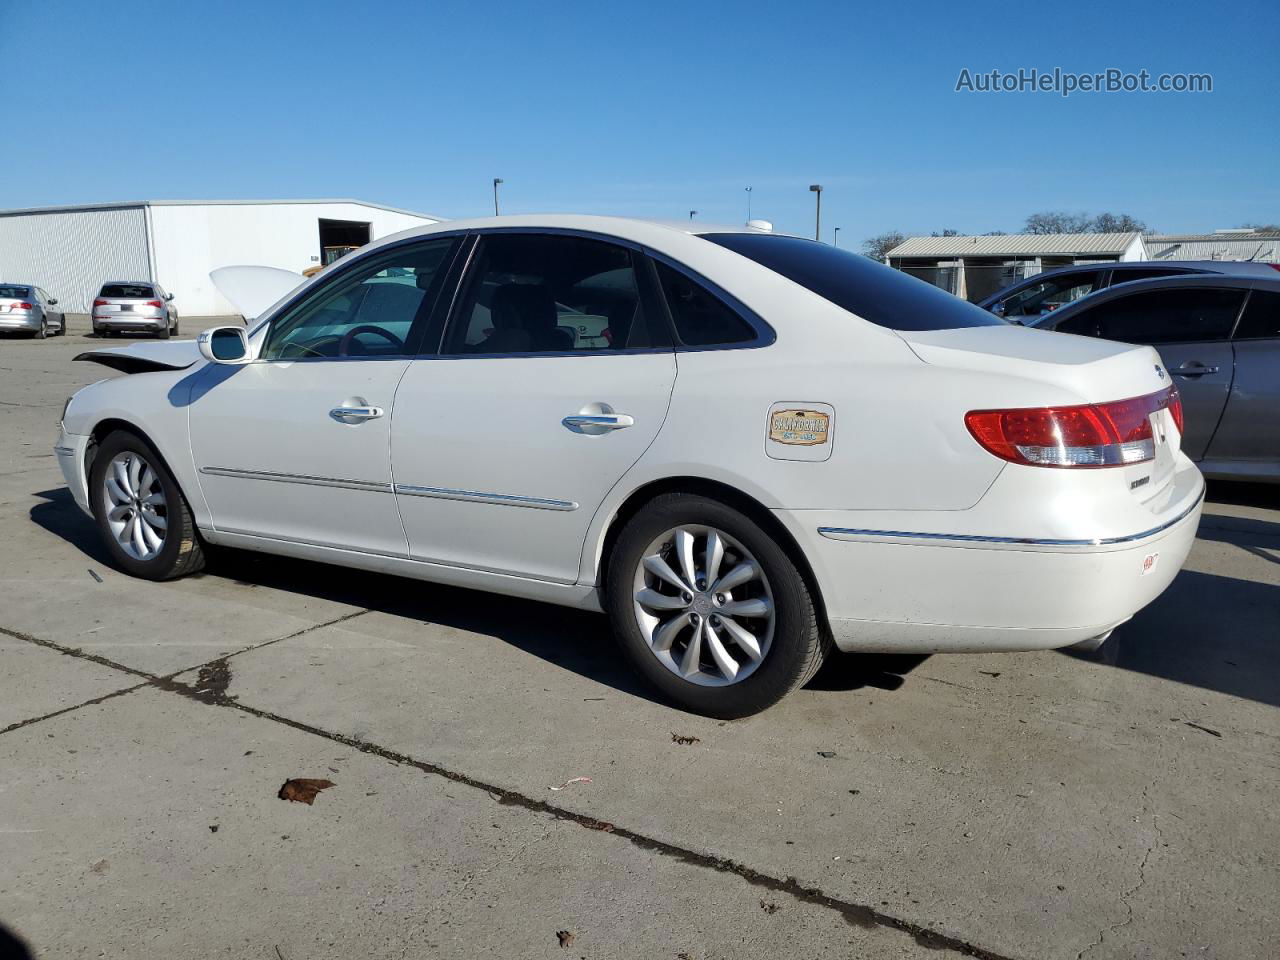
1172, 362, 1219, 378
562, 414, 635, 431
330, 405, 384, 421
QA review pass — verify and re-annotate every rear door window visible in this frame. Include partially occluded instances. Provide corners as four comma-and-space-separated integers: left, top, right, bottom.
1234, 289, 1280, 340
653, 261, 758, 346
1057, 288, 1245, 344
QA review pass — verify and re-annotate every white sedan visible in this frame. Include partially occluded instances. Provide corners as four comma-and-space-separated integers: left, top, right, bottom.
55, 216, 1203, 717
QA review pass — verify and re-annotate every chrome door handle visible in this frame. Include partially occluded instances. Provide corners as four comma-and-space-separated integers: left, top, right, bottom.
1172, 362, 1219, 377
562, 414, 635, 430
330, 405, 384, 421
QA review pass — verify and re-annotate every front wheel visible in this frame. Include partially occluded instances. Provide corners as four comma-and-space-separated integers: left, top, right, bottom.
90, 430, 205, 580
605, 494, 829, 718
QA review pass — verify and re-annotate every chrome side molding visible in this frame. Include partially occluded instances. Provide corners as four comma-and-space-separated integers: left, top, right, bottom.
394, 484, 578, 511
200, 466, 392, 493
817, 492, 1204, 551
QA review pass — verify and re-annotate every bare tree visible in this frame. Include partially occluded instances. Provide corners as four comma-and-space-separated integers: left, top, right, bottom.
1236, 222, 1280, 233
1024, 211, 1093, 234
930, 228, 961, 237
862, 230, 906, 260
1093, 212, 1150, 233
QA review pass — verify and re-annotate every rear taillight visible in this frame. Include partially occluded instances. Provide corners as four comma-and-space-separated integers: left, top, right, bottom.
15, 301, 33, 310
93, 298, 108, 307
965, 386, 1180, 468
1269, 264, 1280, 273
145, 299, 163, 308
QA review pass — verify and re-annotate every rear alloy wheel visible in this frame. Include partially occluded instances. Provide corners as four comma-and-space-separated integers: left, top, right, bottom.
34, 318, 47, 339
157, 322, 171, 340
606, 494, 828, 718
90, 431, 205, 580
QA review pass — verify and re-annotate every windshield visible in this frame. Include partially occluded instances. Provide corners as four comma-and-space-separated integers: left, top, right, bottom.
703, 233, 1004, 331
0, 286, 32, 299
100, 283, 156, 299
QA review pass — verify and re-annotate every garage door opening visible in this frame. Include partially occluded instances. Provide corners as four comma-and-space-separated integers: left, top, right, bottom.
317, 219, 371, 267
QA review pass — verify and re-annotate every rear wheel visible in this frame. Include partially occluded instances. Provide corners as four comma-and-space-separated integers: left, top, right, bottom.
34, 318, 47, 339
90, 430, 205, 581
157, 323, 171, 340
606, 494, 828, 718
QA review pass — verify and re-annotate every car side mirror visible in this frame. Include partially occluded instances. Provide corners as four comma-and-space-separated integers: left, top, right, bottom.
197, 326, 250, 364
990, 301, 1005, 316
164, 293, 174, 301
49, 297, 58, 305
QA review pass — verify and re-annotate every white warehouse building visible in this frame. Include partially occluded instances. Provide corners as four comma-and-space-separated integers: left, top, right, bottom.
0, 199, 443, 316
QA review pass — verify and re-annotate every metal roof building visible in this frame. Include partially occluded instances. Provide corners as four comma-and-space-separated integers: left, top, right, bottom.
1145, 231, 1280, 263
885, 233, 1148, 302
0, 199, 443, 315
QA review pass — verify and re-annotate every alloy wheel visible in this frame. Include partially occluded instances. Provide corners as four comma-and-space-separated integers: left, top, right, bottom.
632, 525, 775, 686
103, 451, 168, 561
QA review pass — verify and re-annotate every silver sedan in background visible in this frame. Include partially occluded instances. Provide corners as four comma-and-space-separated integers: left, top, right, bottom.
92, 281, 179, 338
0, 284, 66, 338
1031, 274, 1280, 483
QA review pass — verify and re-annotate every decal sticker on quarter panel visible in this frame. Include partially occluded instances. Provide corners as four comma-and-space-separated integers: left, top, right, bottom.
766, 402, 835, 462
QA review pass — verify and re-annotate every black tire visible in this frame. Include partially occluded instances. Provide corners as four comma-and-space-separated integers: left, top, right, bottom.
157, 323, 171, 340
34, 318, 47, 339
605, 493, 829, 718
89, 430, 206, 581
57, 316, 67, 336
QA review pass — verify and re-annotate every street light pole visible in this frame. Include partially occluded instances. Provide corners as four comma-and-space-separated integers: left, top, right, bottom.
833, 226, 841, 248
745, 186, 752, 222
492, 178, 503, 216
689, 210, 697, 220
809, 184, 823, 241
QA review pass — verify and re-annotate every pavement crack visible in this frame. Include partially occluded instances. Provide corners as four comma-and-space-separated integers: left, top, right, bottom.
0, 625, 158, 681
0, 681, 152, 736
1076, 782, 1159, 960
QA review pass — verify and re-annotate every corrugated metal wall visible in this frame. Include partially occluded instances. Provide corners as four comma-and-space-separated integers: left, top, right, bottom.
0, 206, 151, 313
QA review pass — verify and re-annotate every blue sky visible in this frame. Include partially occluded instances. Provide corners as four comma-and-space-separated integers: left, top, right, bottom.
3, 0, 1277, 246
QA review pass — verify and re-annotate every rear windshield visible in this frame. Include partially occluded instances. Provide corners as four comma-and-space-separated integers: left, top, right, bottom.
703, 233, 1005, 331
0, 286, 31, 299
100, 283, 155, 298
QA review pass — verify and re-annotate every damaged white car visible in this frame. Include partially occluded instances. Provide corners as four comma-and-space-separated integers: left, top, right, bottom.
55, 216, 1203, 716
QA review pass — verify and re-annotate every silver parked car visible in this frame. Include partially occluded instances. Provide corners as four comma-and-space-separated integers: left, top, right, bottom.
981, 260, 1280, 322
0, 284, 66, 338
1031, 274, 1280, 483
92, 281, 179, 338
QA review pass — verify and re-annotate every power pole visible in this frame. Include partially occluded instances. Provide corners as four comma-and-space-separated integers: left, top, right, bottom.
492, 178, 504, 216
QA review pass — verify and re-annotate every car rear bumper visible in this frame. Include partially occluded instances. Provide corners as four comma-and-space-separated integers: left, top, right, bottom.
0, 315, 40, 331
54, 427, 93, 518
779, 458, 1205, 653
93, 316, 167, 329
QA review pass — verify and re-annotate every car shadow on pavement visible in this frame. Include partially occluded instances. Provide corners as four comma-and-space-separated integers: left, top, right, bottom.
30, 487, 1278, 709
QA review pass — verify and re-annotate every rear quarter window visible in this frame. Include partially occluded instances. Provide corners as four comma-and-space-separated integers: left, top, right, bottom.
703, 233, 1004, 331
0, 286, 32, 298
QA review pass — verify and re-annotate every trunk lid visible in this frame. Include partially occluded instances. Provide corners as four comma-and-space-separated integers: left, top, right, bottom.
897, 324, 1180, 502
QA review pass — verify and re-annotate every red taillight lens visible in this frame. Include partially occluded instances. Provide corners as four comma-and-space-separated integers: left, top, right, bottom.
17, 301, 33, 310
965, 387, 1179, 468
1167, 384, 1184, 435
93, 298, 108, 307
145, 299, 163, 308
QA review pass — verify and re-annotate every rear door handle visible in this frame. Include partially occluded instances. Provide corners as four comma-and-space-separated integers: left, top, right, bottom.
330, 405, 384, 421
1172, 362, 1219, 377
562, 414, 635, 431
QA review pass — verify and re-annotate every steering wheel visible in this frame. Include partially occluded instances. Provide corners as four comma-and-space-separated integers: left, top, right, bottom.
338, 324, 405, 356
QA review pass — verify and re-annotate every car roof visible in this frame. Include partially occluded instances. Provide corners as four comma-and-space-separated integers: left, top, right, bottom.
364, 214, 780, 250
100, 280, 156, 287
977, 258, 1279, 307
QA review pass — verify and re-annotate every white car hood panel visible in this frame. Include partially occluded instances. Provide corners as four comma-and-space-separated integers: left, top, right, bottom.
73, 339, 203, 374
210, 265, 306, 320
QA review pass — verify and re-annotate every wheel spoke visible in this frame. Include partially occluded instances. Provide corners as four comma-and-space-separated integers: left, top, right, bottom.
720, 597, 771, 618
650, 614, 688, 653
139, 466, 155, 497
106, 477, 130, 504
139, 517, 163, 553
127, 456, 144, 496
679, 623, 703, 677
711, 561, 756, 594
704, 531, 724, 586
130, 516, 146, 556
108, 504, 131, 522
704, 622, 739, 680
142, 509, 167, 532
674, 528, 698, 590
643, 554, 691, 593
112, 459, 131, 497
717, 616, 763, 662
143, 491, 165, 506
636, 588, 689, 612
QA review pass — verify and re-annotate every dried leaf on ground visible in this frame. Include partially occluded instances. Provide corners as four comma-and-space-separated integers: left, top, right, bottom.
277, 778, 335, 805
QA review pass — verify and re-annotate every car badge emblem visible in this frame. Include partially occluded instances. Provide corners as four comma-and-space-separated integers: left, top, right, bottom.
1154, 364, 1166, 380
